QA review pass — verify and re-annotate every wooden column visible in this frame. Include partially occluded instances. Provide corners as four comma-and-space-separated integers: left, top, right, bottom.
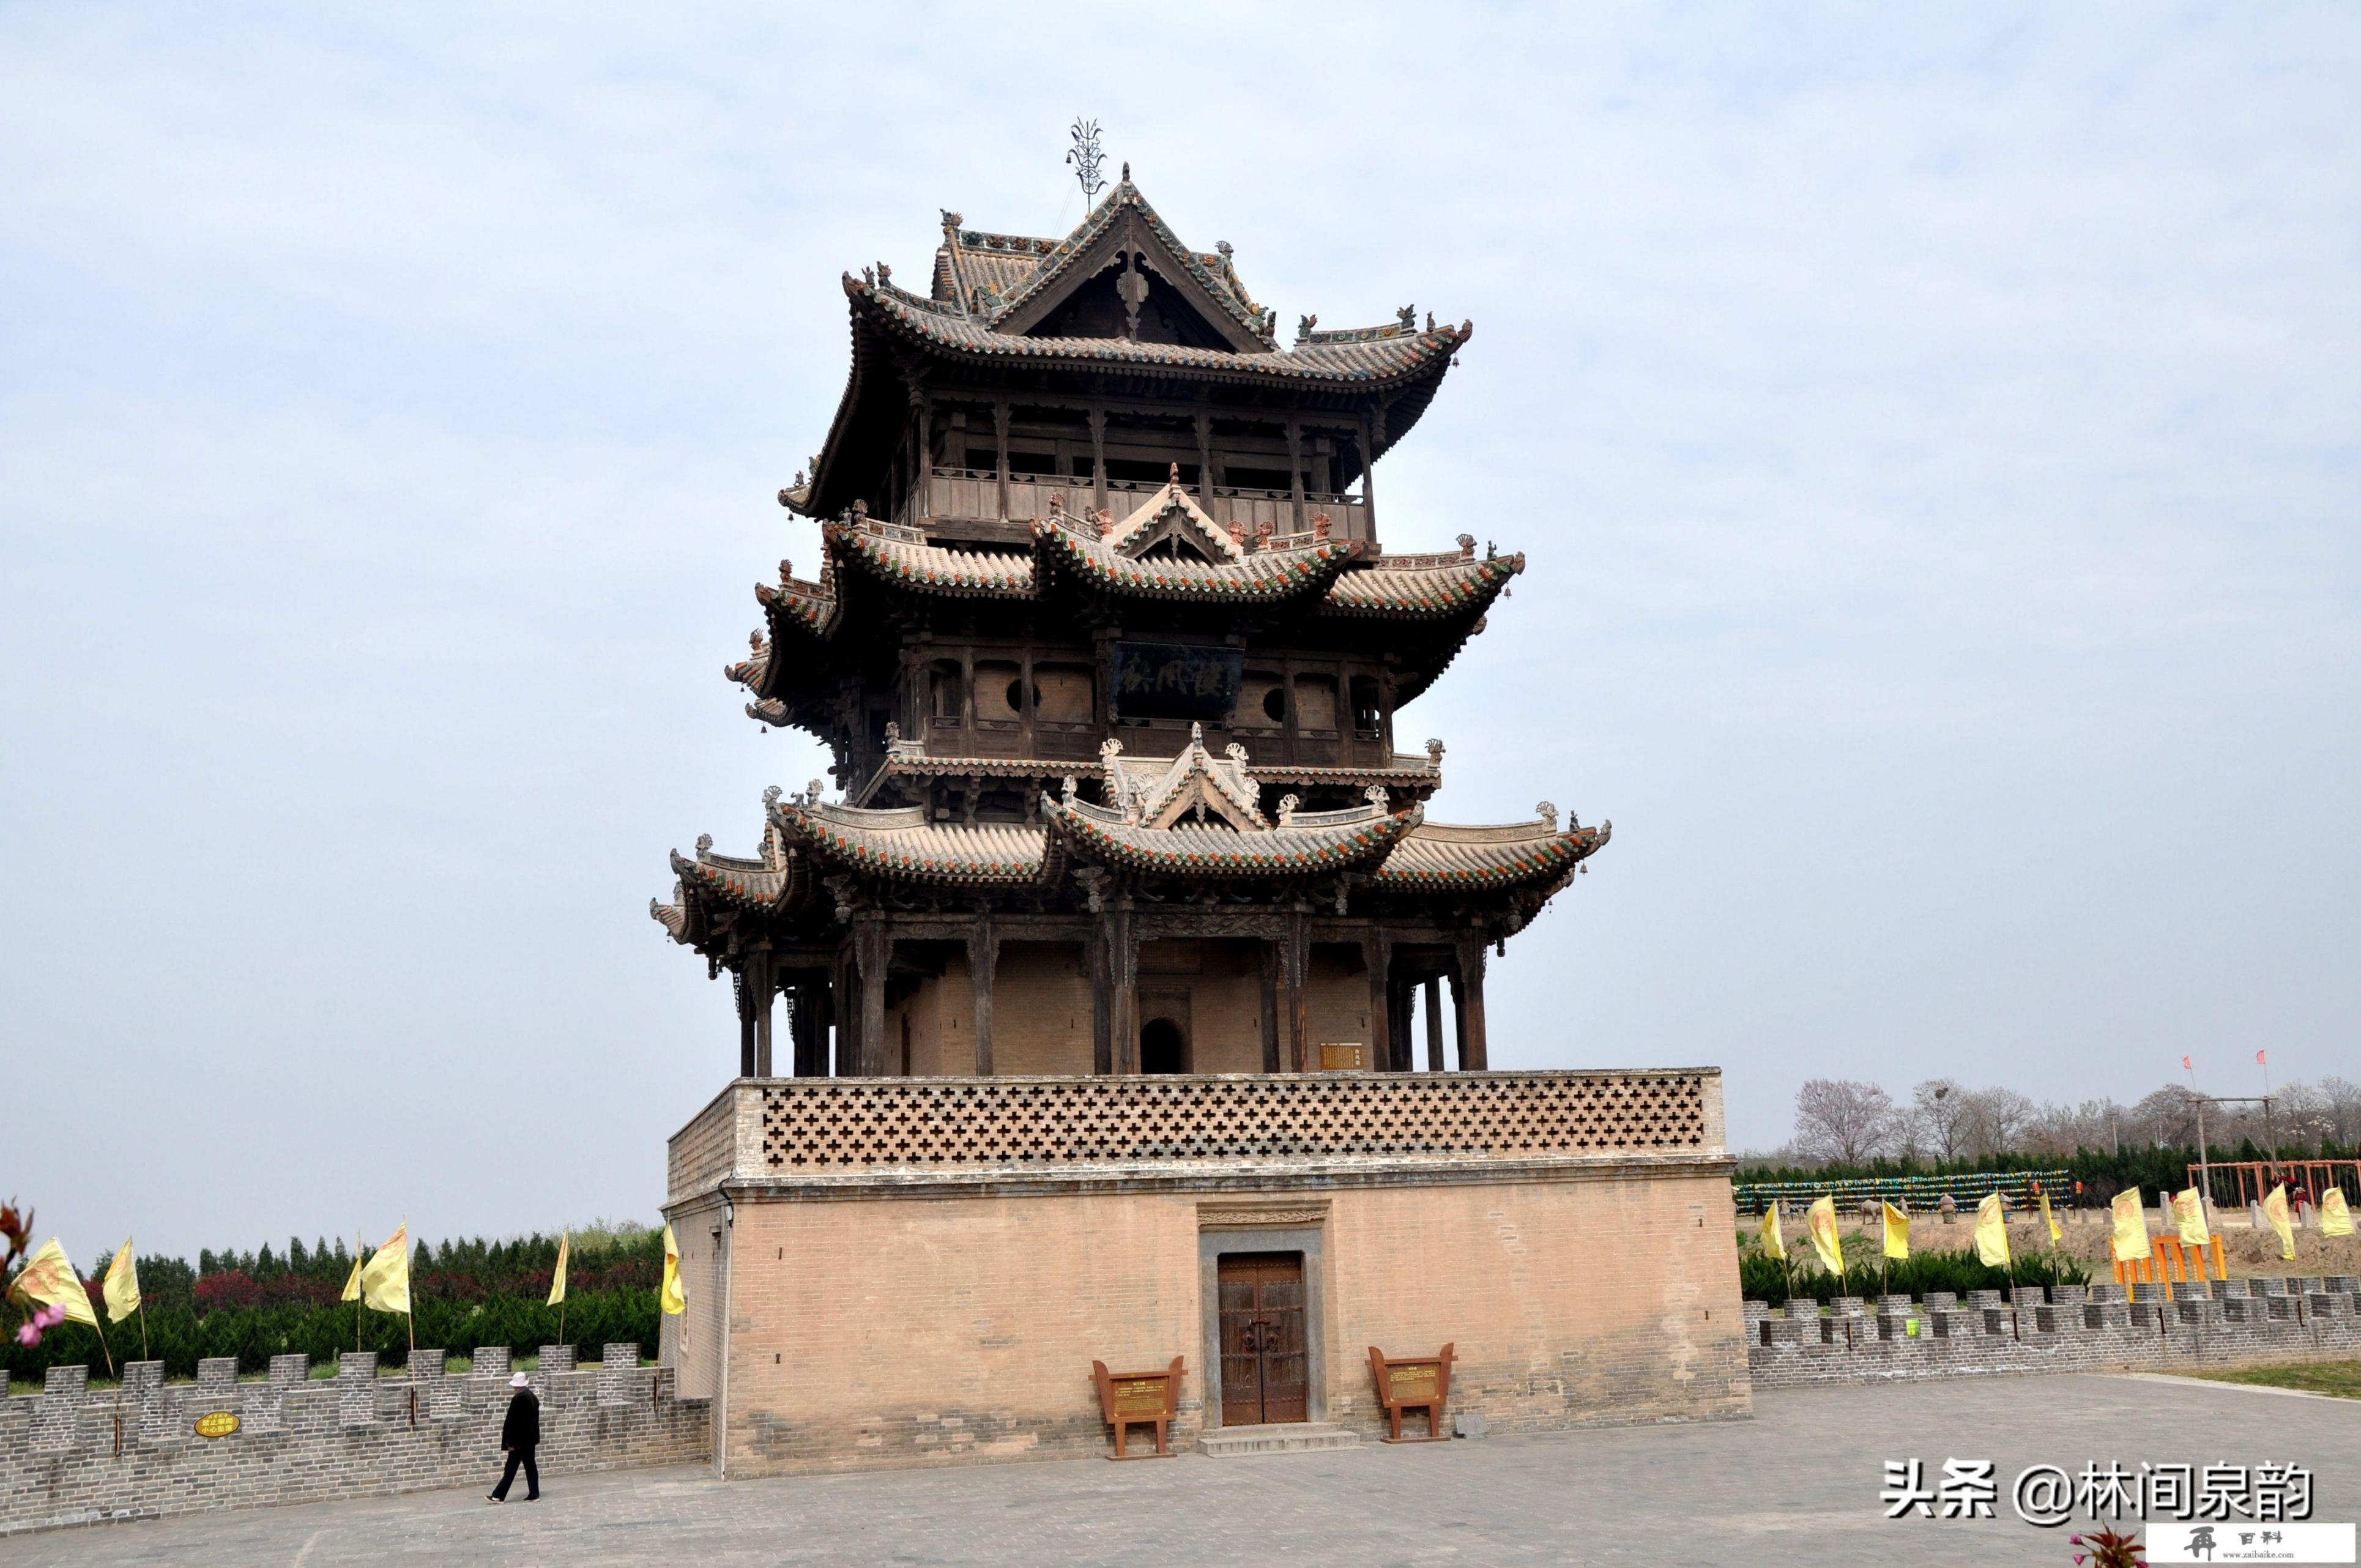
1194, 410, 1213, 507
1282, 908, 1310, 1072
1422, 977, 1445, 1072
1387, 973, 1415, 1072
1361, 931, 1392, 1074
1088, 921, 1112, 1075
829, 951, 851, 1077
1110, 901, 1140, 1074
993, 397, 1011, 520
749, 948, 775, 1078
1449, 934, 1489, 1071
967, 915, 999, 1076
735, 966, 756, 1079
913, 390, 933, 519
1087, 406, 1107, 518
1359, 409, 1380, 540
1258, 943, 1281, 1072
1285, 418, 1305, 532
855, 918, 890, 1077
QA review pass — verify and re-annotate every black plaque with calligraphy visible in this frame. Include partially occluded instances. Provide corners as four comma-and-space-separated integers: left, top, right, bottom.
1112, 641, 1242, 721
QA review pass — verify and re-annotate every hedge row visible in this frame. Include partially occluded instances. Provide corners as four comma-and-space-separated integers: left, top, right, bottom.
4, 1287, 660, 1384
1738, 1244, 2091, 1306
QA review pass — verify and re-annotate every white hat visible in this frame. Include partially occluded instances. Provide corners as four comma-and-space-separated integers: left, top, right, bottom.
510, 1372, 530, 1388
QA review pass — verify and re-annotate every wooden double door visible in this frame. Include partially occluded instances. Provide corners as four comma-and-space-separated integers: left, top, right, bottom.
1217, 1252, 1307, 1426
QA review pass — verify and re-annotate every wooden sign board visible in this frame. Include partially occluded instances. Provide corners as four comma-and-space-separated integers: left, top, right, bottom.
193, 1411, 240, 1439
1091, 1356, 1183, 1460
1319, 1042, 1373, 1071
1367, 1343, 1454, 1443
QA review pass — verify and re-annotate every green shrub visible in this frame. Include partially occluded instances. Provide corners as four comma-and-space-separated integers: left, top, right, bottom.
1737, 1240, 2089, 1304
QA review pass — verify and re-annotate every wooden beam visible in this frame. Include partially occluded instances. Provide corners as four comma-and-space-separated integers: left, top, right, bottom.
1450, 933, 1489, 1071
967, 914, 998, 1076
1362, 931, 1392, 1074
1423, 977, 1444, 1072
751, 948, 774, 1079
1259, 943, 1281, 1072
856, 918, 890, 1077
1283, 907, 1310, 1072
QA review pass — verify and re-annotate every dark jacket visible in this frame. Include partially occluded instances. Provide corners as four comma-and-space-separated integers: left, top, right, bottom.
501, 1388, 540, 1449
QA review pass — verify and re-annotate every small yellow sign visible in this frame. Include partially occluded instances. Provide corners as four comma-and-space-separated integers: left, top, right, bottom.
193, 1411, 240, 1439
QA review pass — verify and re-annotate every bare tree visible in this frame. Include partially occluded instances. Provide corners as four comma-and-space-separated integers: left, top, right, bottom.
1791, 1079, 1897, 1165
1887, 1104, 1930, 1164
2127, 1085, 2203, 1148
1911, 1079, 1969, 1164
1959, 1087, 2038, 1157
2274, 1081, 2335, 1150
2321, 1077, 2361, 1145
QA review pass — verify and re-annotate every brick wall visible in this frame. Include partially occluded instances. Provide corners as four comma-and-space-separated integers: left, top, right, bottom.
1745, 1276, 2361, 1388
0, 1344, 707, 1536
706, 1166, 1749, 1478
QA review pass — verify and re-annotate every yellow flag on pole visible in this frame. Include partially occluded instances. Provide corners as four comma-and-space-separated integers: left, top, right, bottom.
1882, 1202, 1909, 1261
2039, 1192, 2061, 1244
1805, 1196, 1845, 1279
102, 1239, 141, 1323
2262, 1184, 2296, 1261
2172, 1187, 2211, 1248
1973, 1193, 2011, 1269
340, 1236, 363, 1302
7, 1239, 99, 1328
2322, 1188, 2355, 1238
2110, 1188, 2151, 1263
360, 1222, 411, 1315
548, 1232, 569, 1307
660, 1223, 686, 1315
1759, 1205, 1785, 1260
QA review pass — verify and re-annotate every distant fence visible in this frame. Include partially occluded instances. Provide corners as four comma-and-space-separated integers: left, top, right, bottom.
1733, 1170, 2073, 1217
2192, 1159, 2361, 1210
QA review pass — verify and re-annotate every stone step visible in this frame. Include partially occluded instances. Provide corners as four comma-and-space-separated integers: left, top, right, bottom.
1198, 1422, 1363, 1458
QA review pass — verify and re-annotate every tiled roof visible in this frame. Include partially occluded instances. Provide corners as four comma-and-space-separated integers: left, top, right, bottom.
830, 521, 1036, 598
667, 846, 792, 910
1100, 481, 1248, 562
773, 800, 1047, 886
1325, 553, 1523, 619
1104, 728, 1264, 830
978, 180, 1271, 343
649, 899, 688, 940
852, 276, 1463, 385
1033, 515, 1352, 603
1045, 794, 1419, 878
1369, 819, 1610, 891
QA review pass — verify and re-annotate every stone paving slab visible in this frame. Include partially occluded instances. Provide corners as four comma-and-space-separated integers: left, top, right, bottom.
4, 1374, 2357, 1567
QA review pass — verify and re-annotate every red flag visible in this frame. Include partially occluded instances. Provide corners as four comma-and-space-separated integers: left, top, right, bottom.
2256, 1050, 2267, 1066
2182, 1055, 2192, 1071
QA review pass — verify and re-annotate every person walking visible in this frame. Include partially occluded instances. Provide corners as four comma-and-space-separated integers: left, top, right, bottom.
488, 1370, 541, 1503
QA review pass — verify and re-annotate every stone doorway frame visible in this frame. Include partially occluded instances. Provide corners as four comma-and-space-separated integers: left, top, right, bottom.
1196, 1202, 1330, 1429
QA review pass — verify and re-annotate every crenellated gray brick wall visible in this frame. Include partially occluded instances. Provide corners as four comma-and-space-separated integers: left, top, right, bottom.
1, 1343, 708, 1536
1749, 1276, 2361, 1388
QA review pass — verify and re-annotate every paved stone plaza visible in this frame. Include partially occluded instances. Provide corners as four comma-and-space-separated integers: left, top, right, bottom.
5, 1374, 2355, 1566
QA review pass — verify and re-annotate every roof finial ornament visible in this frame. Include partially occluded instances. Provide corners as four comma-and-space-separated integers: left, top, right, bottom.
1426, 311, 1435, 332
1189, 721, 1203, 745
1277, 793, 1299, 827
762, 785, 781, 809
1066, 119, 1107, 202
1397, 304, 1416, 330
1455, 533, 1475, 559
1365, 784, 1389, 811
807, 778, 824, 804
1425, 737, 1446, 765
1121, 160, 1129, 182
1536, 801, 1558, 831
778, 558, 793, 584
1169, 461, 1181, 486
695, 833, 713, 854
1296, 313, 1317, 340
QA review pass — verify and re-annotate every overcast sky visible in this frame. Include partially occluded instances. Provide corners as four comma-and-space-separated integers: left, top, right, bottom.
4, 4, 2356, 1263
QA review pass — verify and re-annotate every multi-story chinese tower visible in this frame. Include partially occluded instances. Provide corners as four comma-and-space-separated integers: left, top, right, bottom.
653, 176, 1742, 1476
653, 173, 1609, 1080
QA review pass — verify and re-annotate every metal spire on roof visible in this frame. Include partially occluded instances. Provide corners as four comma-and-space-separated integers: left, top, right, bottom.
1066, 119, 1106, 202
